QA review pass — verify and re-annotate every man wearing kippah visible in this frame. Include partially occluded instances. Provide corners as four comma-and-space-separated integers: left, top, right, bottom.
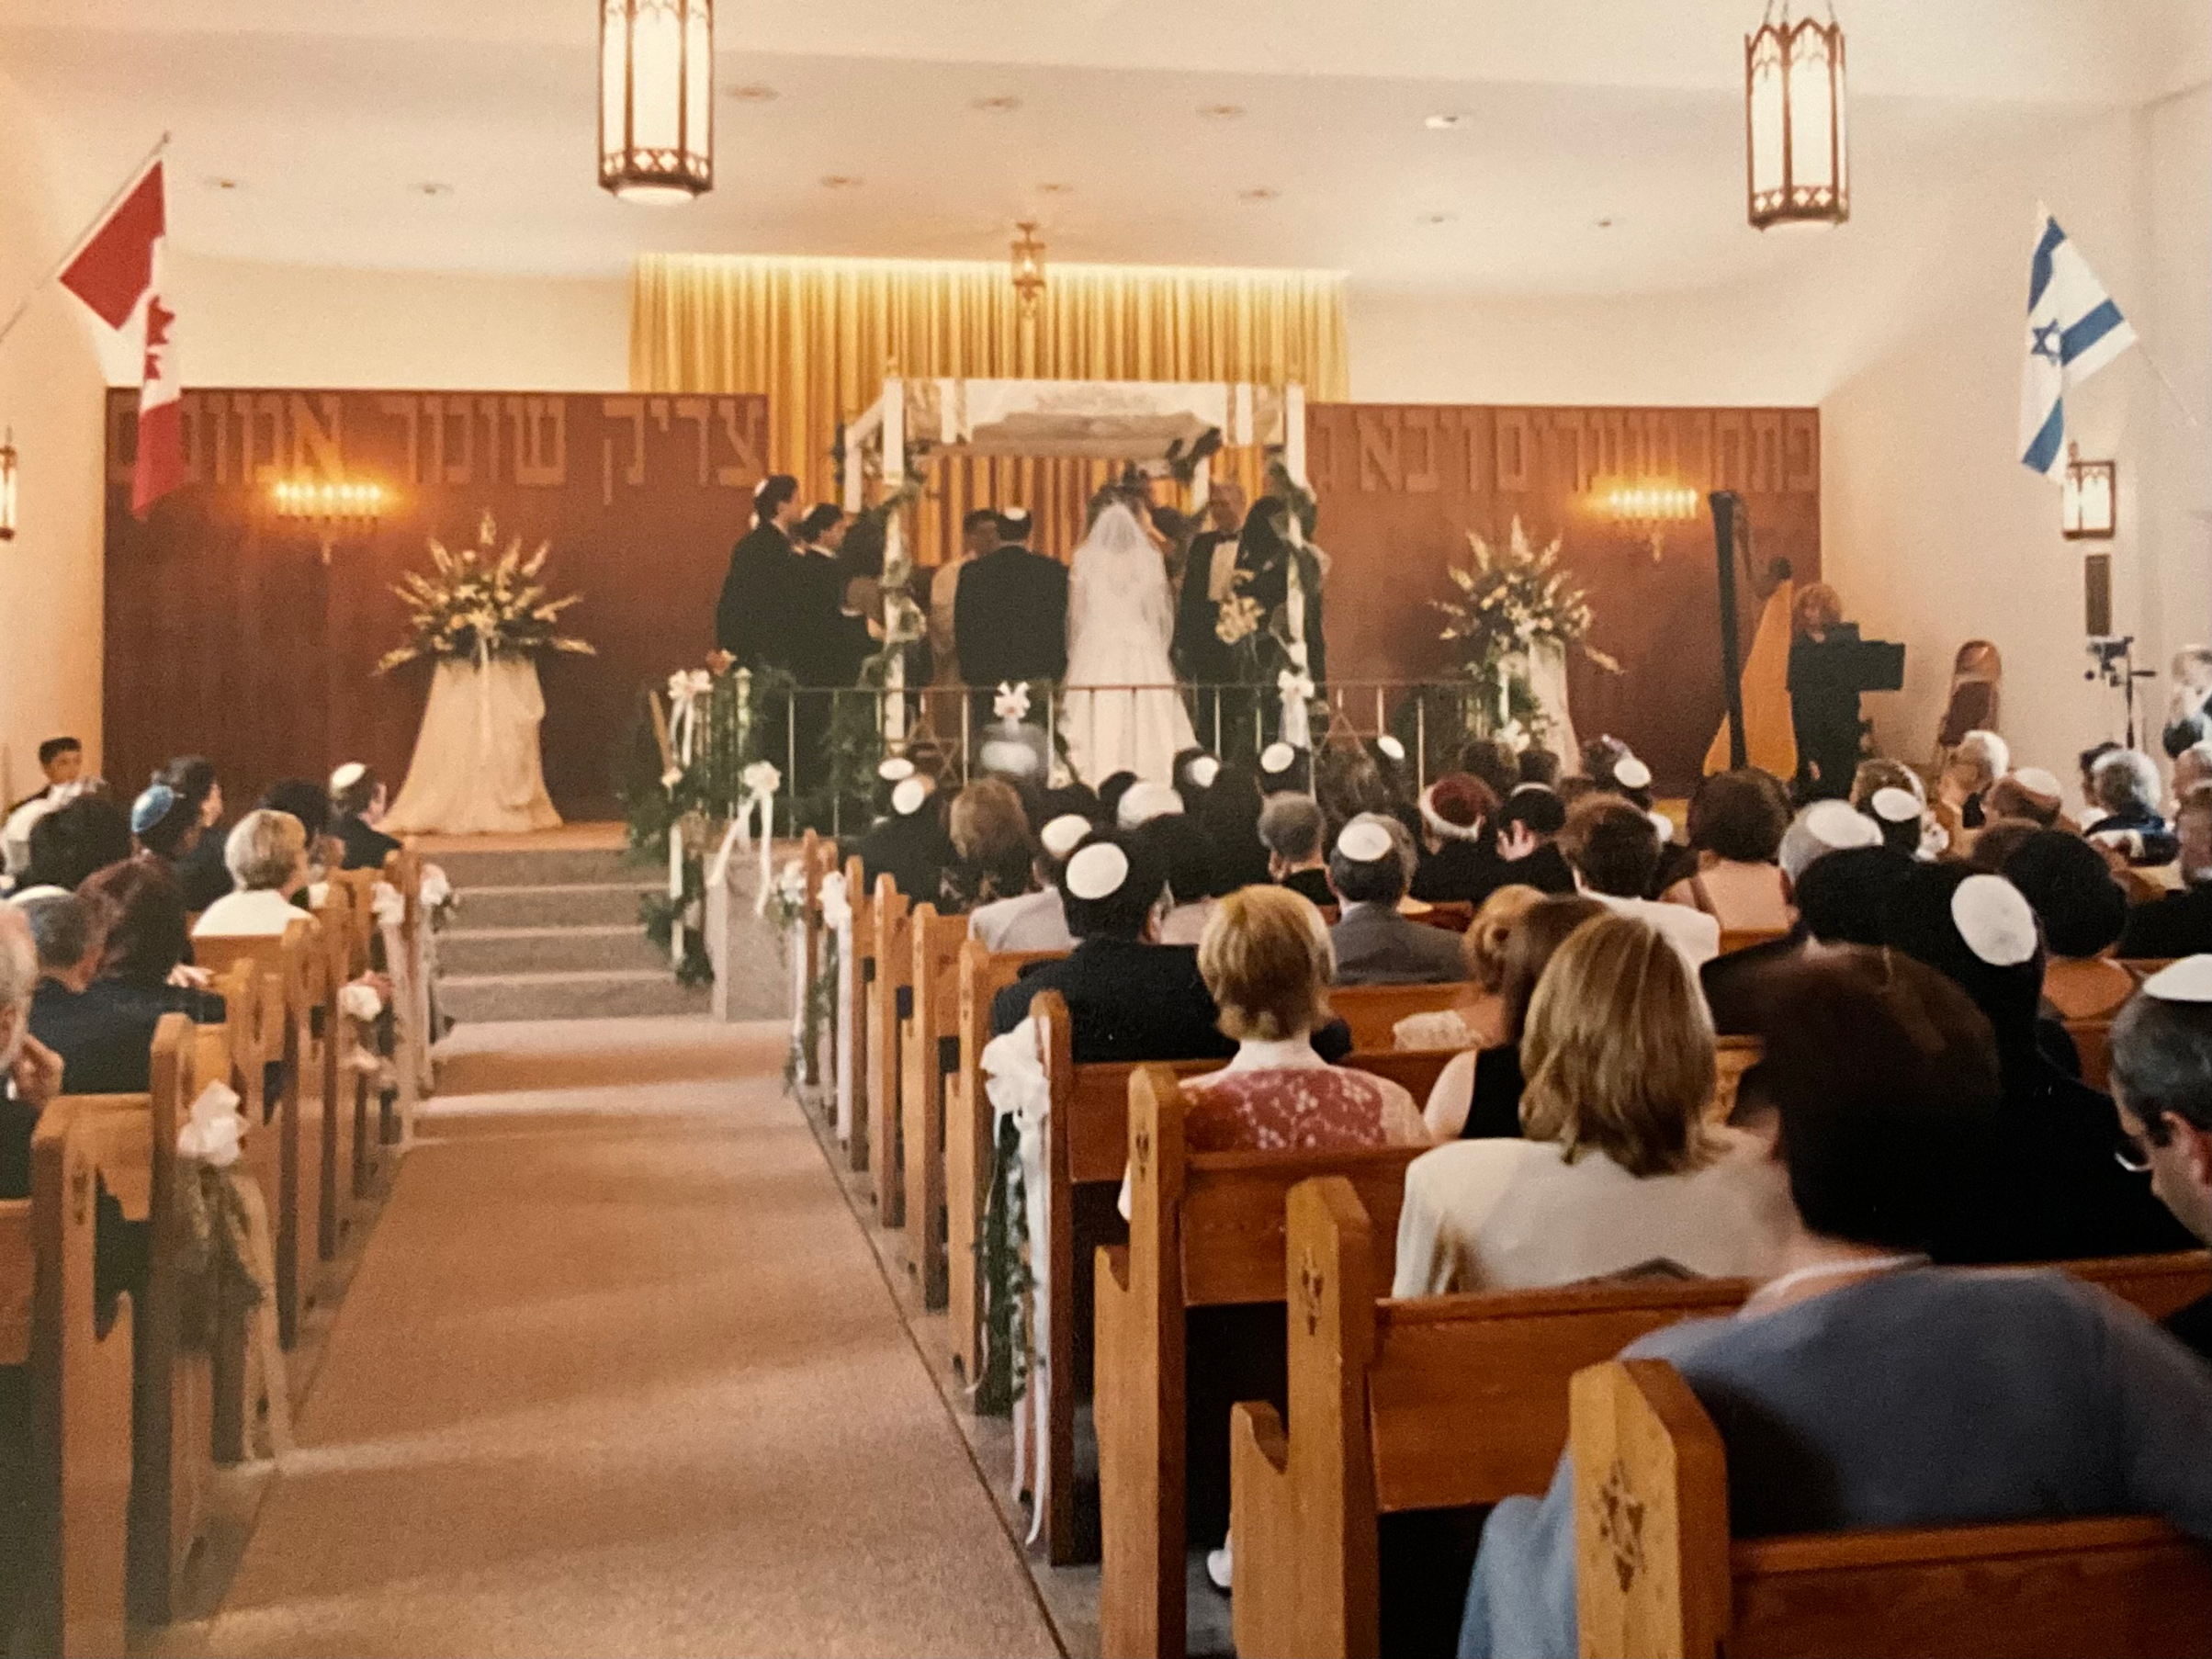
2110, 961, 2212, 1360
954, 507, 1068, 738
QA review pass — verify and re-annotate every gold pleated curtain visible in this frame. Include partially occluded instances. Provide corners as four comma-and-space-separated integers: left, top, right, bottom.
629, 253, 1349, 565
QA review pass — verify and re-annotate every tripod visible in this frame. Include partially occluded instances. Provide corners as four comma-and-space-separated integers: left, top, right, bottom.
2085, 635, 2160, 750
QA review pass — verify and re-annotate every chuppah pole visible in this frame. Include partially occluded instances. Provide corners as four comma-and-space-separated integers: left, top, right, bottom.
1710, 491, 1750, 772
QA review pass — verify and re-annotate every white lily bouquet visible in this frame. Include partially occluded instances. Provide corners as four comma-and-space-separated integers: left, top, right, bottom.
376, 511, 594, 674
1433, 517, 1618, 737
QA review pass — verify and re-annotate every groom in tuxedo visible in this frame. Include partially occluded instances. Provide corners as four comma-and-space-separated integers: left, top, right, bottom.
1173, 483, 1247, 747
954, 508, 1068, 728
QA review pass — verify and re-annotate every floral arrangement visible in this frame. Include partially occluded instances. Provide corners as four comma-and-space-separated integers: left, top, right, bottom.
1433, 518, 1618, 739
376, 512, 594, 674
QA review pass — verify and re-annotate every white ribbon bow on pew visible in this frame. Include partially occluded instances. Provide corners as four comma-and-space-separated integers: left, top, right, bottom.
736, 761, 783, 916
177, 1080, 244, 1168
369, 880, 405, 931
818, 871, 851, 934
665, 668, 715, 788
1277, 667, 1315, 750
980, 1017, 1055, 1544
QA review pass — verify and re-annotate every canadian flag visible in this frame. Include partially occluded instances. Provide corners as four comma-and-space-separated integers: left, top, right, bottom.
59, 158, 183, 516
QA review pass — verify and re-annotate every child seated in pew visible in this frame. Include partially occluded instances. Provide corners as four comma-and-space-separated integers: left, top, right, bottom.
2109, 959, 2212, 1362
1458, 949, 2212, 1659
1396, 914, 1790, 1295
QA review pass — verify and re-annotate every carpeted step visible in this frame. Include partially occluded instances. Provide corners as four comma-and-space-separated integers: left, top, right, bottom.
439, 968, 710, 1023
455, 882, 660, 931
434, 846, 649, 889
440, 925, 671, 977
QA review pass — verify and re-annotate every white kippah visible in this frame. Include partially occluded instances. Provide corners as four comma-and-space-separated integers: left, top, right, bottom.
1065, 841, 1129, 901
1260, 742, 1296, 775
1186, 755, 1221, 789
1375, 735, 1406, 762
1648, 808, 1677, 845
1116, 782, 1185, 829
1614, 756, 1653, 790
1040, 814, 1091, 859
891, 777, 929, 817
1951, 874, 2038, 967
2142, 955, 2212, 1003
1337, 820, 1394, 863
1870, 786, 1922, 824
329, 762, 367, 793
2013, 766, 2063, 799
878, 756, 916, 782
1001, 505, 1032, 525
1806, 798, 1881, 850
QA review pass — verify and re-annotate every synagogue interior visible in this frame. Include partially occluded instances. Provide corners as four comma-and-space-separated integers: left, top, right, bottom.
2, 3, 2211, 1656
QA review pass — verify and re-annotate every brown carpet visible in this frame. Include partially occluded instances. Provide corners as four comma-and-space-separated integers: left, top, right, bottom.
160, 1017, 1058, 1659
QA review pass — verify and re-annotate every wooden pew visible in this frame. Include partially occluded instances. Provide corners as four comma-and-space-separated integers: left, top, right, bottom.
382, 842, 433, 1132
1230, 1176, 2211, 1659
1, 1098, 136, 1657
316, 882, 371, 1222
1718, 926, 1789, 957
869, 875, 912, 1224
1409, 902, 1474, 933
1021, 990, 1454, 1563
193, 962, 267, 1466
1328, 983, 1469, 1052
1095, 1066, 1426, 1659
842, 856, 873, 1171
949, 940, 1063, 1393
1574, 1357, 2212, 1659
899, 905, 969, 1307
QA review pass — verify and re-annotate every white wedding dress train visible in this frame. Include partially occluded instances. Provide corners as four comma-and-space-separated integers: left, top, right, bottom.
1060, 503, 1196, 787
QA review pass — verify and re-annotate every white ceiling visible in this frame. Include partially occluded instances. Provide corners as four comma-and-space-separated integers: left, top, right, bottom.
2, 1, 2206, 294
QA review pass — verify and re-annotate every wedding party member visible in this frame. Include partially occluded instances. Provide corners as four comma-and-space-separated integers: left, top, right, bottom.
1236, 494, 1328, 691
931, 509, 998, 690
938, 779, 1034, 914
849, 766, 956, 907
968, 811, 1089, 954
2086, 747, 2180, 867
2109, 958, 2212, 1359
1458, 949, 2212, 1659
1409, 774, 1500, 903
716, 473, 802, 674
1879, 863, 2193, 1263
1258, 794, 1334, 907
1561, 796, 1720, 969
1172, 483, 1247, 732
1394, 912, 1789, 1296
1059, 502, 1195, 785
2162, 644, 2212, 759
955, 505, 1067, 704
193, 810, 312, 937
1663, 770, 1792, 932
1394, 885, 1543, 1052
1329, 816, 1465, 987
329, 762, 403, 872
160, 755, 232, 911
2120, 785, 2212, 958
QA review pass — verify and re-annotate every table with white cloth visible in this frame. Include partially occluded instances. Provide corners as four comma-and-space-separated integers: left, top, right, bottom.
384, 657, 563, 836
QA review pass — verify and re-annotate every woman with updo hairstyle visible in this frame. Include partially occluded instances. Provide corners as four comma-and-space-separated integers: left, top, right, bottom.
77, 858, 224, 1021
1394, 911, 1788, 1294
1392, 885, 1543, 1053
938, 778, 1034, 913
1664, 769, 1792, 931
159, 755, 233, 910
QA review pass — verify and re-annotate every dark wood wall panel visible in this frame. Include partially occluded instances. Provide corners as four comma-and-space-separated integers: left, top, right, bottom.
1304, 404, 1820, 789
103, 388, 769, 819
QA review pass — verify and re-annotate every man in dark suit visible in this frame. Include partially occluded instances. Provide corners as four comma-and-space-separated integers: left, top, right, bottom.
1174, 484, 1247, 739
955, 509, 1067, 724
1327, 816, 1466, 986
715, 474, 804, 674
20, 894, 170, 1095
2120, 788, 2212, 960
6, 736, 82, 817
328, 763, 403, 873
847, 766, 958, 908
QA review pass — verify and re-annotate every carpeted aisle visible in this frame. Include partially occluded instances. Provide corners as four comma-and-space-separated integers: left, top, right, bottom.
160, 1017, 1058, 1659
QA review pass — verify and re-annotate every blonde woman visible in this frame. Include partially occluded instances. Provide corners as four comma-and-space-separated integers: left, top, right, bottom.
1393, 913, 1789, 1295
1393, 884, 1544, 1052
191, 810, 310, 937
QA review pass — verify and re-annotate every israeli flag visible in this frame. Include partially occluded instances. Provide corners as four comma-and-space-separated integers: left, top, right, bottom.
2020, 204, 2137, 478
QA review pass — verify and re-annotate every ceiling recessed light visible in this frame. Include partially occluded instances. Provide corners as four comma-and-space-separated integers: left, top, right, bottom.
820, 175, 864, 189
1417, 212, 1455, 225
412, 181, 453, 197
726, 83, 778, 102
1237, 186, 1279, 203
1200, 104, 1246, 120
1423, 113, 1466, 130
1035, 182, 1074, 196
1594, 217, 1616, 229
972, 95, 1022, 112
203, 176, 242, 192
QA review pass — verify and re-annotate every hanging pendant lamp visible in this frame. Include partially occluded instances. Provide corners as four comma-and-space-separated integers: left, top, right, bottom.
1746, 2, 1848, 230
600, 0, 714, 203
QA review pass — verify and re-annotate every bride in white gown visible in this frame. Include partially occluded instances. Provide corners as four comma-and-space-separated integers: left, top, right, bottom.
1061, 502, 1198, 786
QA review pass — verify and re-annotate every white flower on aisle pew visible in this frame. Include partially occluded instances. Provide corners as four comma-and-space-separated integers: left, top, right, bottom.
995, 681, 1033, 724
818, 872, 852, 933
666, 668, 716, 772
339, 980, 386, 1023
419, 864, 455, 918
370, 881, 405, 930
177, 1080, 244, 1168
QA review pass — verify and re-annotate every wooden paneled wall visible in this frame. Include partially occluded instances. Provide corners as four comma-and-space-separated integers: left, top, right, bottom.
1304, 404, 1821, 788
102, 388, 768, 819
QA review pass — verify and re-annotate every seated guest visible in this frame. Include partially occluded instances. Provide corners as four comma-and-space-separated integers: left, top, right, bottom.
78, 861, 223, 1021
1394, 885, 1543, 1052
1115, 780, 1184, 831
1454, 739, 1520, 807
1458, 948, 2212, 1659
1849, 756, 1923, 818
2109, 960, 2212, 1359
1518, 747, 1562, 788
7, 735, 83, 814
130, 782, 201, 873
1193, 763, 1270, 892
1409, 773, 1500, 903
193, 810, 311, 937
260, 779, 336, 875
0, 907, 62, 1202
2119, 784, 2212, 959
1257, 741, 1312, 799
2000, 830, 2132, 1021
1777, 796, 1882, 891
1258, 794, 1335, 908
1327, 816, 1465, 986
21, 893, 198, 1095
160, 756, 233, 911
1663, 770, 1792, 932
1394, 913, 1789, 1295
1702, 844, 1914, 1035
1581, 736, 1652, 807
1169, 748, 1219, 817
1880, 862, 2194, 1262
18, 795, 132, 898
1420, 894, 1605, 1140
848, 763, 957, 904
1936, 727, 2007, 832
1560, 796, 1720, 969
1095, 770, 1140, 827
938, 779, 1034, 913
1136, 812, 1218, 945
968, 812, 1087, 954
2087, 747, 2180, 867
1984, 765, 2068, 830
1476, 785, 1576, 902
328, 762, 403, 872
2170, 743, 2212, 818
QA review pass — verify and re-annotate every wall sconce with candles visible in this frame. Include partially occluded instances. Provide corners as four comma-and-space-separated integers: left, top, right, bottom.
0, 429, 16, 543
1600, 482, 1701, 560
2061, 443, 2117, 540
271, 477, 387, 563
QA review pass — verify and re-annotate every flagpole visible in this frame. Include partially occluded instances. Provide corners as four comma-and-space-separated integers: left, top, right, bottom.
0, 130, 172, 354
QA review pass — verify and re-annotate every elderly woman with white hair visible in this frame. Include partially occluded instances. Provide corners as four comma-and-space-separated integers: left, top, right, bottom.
192, 809, 311, 937
2087, 747, 2180, 868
